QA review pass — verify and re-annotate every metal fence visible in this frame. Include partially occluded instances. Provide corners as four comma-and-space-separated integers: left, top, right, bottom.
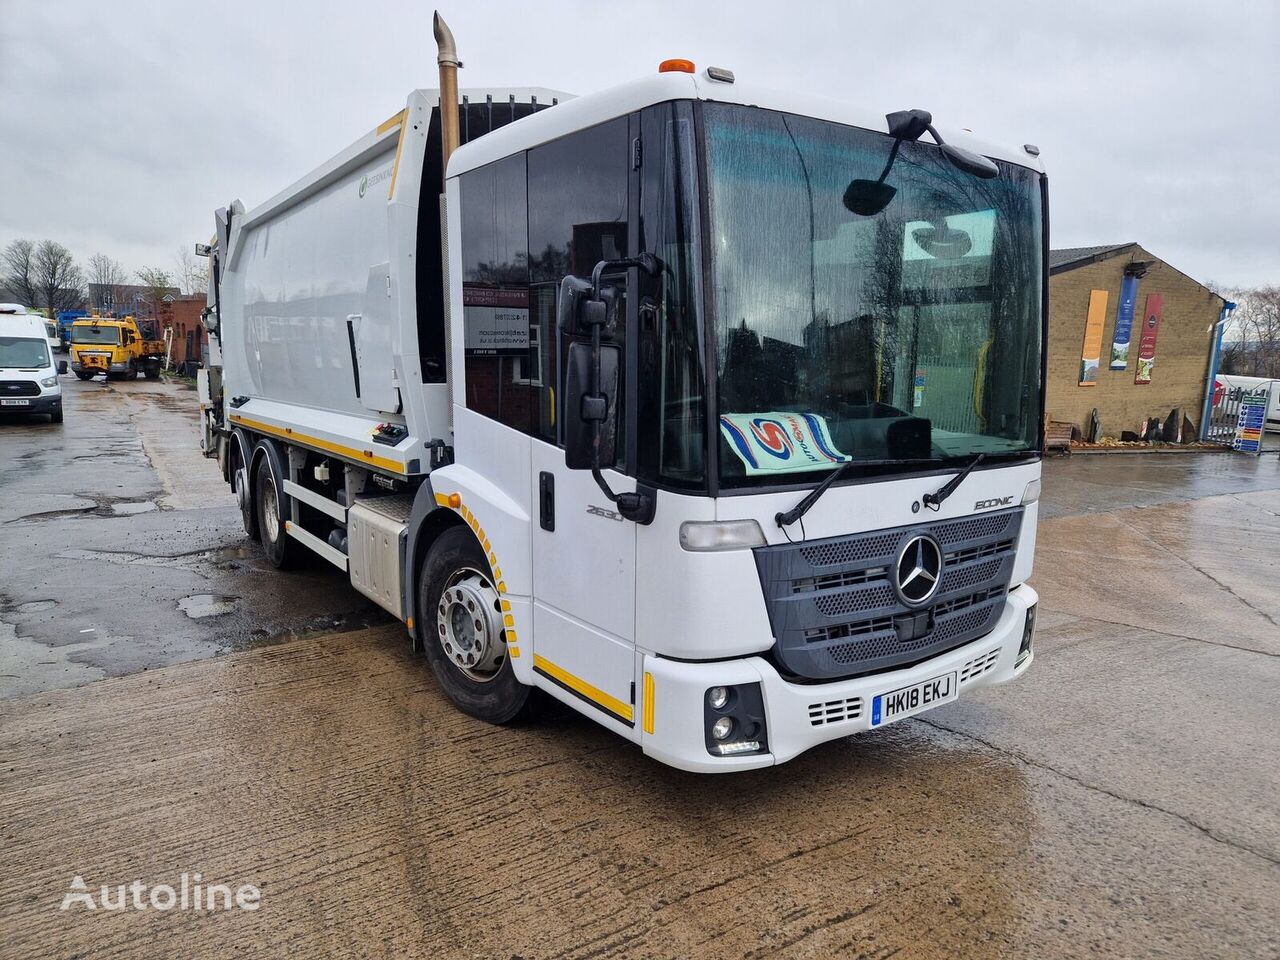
1203, 381, 1275, 453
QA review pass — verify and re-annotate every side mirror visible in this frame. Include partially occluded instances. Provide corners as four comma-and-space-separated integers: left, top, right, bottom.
564, 340, 620, 470
558, 275, 619, 337
200, 307, 220, 335
57, 360, 68, 375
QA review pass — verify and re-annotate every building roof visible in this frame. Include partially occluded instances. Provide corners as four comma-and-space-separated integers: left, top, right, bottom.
1048, 243, 1137, 274
1049, 241, 1225, 305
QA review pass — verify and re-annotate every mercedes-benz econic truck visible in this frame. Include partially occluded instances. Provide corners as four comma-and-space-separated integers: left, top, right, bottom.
197, 14, 1046, 772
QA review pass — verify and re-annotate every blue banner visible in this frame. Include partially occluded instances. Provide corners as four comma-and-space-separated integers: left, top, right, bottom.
1110, 274, 1139, 370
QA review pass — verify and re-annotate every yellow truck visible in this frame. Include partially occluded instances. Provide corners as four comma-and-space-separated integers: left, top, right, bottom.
69, 315, 166, 381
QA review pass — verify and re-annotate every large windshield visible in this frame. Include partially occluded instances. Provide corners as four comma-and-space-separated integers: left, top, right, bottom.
72, 325, 120, 345
0, 336, 51, 369
704, 104, 1044, 487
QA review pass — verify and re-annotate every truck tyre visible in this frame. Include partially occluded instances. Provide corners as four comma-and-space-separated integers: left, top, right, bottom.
75, 371, 94, 381
418, 525, 530, 724
144, 364, 160, 380
254, 452, 297, 569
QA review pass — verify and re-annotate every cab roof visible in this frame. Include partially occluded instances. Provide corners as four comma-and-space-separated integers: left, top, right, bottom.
448, 71, 1044, 178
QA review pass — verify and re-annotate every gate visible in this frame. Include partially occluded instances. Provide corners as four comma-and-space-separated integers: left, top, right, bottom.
1203, 380, 1276, 454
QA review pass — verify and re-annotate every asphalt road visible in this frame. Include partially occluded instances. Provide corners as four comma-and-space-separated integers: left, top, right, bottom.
1, 376, 1278, 959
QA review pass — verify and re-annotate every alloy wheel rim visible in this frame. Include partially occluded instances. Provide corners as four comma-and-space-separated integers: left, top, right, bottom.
435, 566, 505, 682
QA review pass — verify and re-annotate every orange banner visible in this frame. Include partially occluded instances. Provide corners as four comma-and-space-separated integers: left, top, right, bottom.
1079, 289, 1109, 386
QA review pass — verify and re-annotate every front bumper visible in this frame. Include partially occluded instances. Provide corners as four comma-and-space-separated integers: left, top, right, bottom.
0, 392, 62, 414
641, 583, 1038, 773
72, 361, 128, 373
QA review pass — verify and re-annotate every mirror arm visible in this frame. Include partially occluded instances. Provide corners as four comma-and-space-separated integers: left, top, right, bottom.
579, 256, 660, 525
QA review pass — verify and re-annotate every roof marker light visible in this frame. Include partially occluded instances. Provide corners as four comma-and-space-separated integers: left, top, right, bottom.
705, 66, 735, 83
659, 58, 696, 74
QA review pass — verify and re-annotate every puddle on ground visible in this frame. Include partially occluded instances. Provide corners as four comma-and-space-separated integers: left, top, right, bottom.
110, 501, 158, 516
178, 594, 240, 619
15, 600, 57, 613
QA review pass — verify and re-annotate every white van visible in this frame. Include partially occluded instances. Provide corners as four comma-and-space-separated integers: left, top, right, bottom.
0, 313, 66, 423
1216, 374, 1280, 433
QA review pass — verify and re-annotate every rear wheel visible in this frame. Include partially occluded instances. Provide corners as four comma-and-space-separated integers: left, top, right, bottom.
234, 452, 257, 539
418, 525, 529, 724
254, 454, 296, 569
75, 371, 94, 381
144, 363, 160, 380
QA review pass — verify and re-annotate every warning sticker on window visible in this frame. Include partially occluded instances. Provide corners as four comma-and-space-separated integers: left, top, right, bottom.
718, 412, 851, 475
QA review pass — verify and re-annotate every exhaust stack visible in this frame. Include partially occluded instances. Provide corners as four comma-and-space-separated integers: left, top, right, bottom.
434, 11, 461, 181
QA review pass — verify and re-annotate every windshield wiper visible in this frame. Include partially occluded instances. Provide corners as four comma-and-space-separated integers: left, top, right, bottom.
922, 453, 985, 511
775, 458, 943, 529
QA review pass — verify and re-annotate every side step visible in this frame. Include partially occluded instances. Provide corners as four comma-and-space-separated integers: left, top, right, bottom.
284, 520, 349, 571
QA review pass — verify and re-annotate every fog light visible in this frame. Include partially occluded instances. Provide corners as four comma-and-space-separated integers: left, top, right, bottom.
707, 686, 729, 710
1018, 602, 1037, 664
711, 716, 734, 741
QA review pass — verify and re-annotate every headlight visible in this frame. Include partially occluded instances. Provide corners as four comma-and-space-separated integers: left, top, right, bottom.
40, 376, 58, 388
711, 716, 734, 741
707, 686, 730, 710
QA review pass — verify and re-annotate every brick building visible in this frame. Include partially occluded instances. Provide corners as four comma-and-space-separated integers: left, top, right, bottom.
1046, 243, 1224, 438
155, 294, 208, 367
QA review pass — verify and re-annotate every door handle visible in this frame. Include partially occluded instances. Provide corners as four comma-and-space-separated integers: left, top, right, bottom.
539, 471, 555, 532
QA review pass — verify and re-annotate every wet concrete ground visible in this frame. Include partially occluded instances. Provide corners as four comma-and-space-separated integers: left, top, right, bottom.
1, 379, 1279, 958
0, 376, 389, 698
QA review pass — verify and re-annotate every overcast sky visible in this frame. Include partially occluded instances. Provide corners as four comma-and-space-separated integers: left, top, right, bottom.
1, 0, 1276, 289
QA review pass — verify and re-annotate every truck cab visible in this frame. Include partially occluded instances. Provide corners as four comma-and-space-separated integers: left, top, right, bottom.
69, 315, 164, 380
201, 36, 1045, 771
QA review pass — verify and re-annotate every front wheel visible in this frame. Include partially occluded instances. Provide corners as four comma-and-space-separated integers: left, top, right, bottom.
418, 525, 530, 724
254, 455, 297, 569
75, 371, 94, 381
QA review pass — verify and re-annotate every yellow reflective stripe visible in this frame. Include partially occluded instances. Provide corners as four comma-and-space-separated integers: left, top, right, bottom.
228, 414, 406, 474
387, 112, 409, 199
376, 109, 406, 135
642, 672, 655, 735
534, 654, 634, 724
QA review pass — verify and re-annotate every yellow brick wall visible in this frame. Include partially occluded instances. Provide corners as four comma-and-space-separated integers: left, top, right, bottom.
1046, 245, 1222, 437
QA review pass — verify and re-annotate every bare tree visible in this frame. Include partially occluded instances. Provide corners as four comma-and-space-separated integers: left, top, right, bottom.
1227, 287, 1280, 379
136, 266, 175, 319
86, 253, 130, 312
34, 240, 85, 314
174, 246, 198, 296
2, 238, 39, 306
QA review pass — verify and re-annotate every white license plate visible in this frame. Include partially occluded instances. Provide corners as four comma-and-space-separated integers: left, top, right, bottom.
871, 671, 958, 726
1, 398, 30, 406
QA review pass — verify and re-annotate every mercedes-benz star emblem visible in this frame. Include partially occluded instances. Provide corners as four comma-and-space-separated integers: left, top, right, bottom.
894, 534, 943, 606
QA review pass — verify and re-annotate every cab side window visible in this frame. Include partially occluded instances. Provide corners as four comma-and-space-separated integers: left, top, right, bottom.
459, 152, 533, 434
527, 118, 630, 446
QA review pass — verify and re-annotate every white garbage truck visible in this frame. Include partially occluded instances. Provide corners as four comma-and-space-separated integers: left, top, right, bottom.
198, 14, 1047, 771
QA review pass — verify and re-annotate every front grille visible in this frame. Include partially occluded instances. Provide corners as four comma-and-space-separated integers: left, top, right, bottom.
2, 381, 39, 397
960, 647, 1002, 683
808, 695, 864, 727
754, 508, 1023, 681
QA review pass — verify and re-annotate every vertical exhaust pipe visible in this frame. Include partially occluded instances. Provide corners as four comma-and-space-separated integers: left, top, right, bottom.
434, 11, 461, 436
434, 10, 461, 181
